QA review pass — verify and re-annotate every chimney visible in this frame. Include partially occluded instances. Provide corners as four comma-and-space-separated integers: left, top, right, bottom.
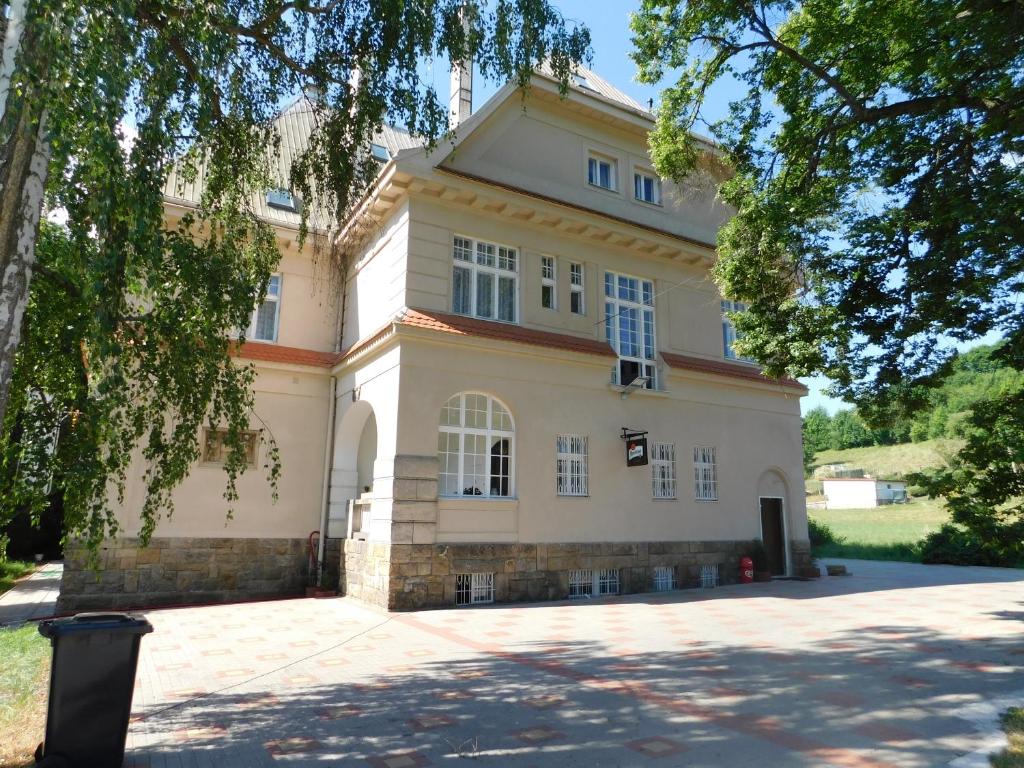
449, 8, 473, 129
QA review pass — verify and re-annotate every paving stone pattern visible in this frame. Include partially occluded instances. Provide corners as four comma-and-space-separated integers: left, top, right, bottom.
124, 559, 1024, 767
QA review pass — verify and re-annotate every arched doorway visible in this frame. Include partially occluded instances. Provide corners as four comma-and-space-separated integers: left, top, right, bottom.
757, 469, 791, 576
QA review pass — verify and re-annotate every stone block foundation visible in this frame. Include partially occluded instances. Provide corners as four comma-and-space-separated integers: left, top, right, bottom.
58, 537, 340, 612
341, 539, 814, 611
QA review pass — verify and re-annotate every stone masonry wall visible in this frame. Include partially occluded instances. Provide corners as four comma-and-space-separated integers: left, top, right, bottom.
364, 539, 813, 611
58, 537, 316, 612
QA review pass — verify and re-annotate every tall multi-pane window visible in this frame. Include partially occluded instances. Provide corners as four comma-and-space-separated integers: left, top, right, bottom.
633, 171, 661, 204
694, 446, 718, 502
721, 299, 752, 361
247, 274, 281, 342
556, 434, 588, 496
569, 263, 584, 315
540, 256, 556, 310
587, 153, 617, 191
452, 236, 517, 323
438, 393, 514, 498
604, 271, 656, 388
651, 442, 676, 499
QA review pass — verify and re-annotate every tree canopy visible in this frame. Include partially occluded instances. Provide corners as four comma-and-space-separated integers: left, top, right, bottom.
0, 0, 589, 551
632, 0, 1023, 558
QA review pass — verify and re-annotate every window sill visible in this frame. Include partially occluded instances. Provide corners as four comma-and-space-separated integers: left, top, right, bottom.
695, 499, 719, 503
652, 497, 678, 501
607, 382, 671, 398
439, 497, 518, 508
587, 182, 620, 196
633, 198, 663, 208
244, 337, 278, 345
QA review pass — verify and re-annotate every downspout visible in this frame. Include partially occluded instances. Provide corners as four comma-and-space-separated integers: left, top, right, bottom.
316, 374, 337, 587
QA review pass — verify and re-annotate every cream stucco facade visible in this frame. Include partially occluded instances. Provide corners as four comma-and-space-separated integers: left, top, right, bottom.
60, 66, 809, 612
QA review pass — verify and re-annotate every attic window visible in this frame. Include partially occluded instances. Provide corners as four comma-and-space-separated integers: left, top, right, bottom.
370, 143, 390, 162
266, 189, 298, 211
573, 73, 596, 92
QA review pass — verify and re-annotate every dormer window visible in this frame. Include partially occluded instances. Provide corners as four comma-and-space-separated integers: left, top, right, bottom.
588, 153, 617, 192
370, 143, 390, 163
634, 170, 662, 205
573, 73, 596, 92
266, 188, 298, 212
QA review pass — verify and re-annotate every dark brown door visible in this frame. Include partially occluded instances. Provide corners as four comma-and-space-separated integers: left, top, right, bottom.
759, 498, 786, 576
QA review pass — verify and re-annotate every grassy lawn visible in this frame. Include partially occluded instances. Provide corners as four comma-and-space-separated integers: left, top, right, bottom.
0, 561, 35, 597
0, 624, 49, 768
810, 438, 961, 479
809, 497, 950, 562
992, 708, 1024, 767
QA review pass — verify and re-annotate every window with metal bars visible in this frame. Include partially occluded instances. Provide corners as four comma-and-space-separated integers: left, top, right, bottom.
452, 235, 518, 323
455, 573, 495, 606
694, 446, 718, 502
556, 434, 588, 496
653, 566, 676, 592
568, 569, 593, 599
651, 442, 676, 499
699, 564, 719, 588
597, 569, 619, 595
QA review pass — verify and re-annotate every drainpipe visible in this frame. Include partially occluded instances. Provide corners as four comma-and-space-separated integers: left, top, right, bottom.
317, 374, 337, 587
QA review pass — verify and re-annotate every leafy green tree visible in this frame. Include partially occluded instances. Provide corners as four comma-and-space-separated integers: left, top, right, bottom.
801, 406, 831, 463
828, 409, 871, 450
0, 0, 589, 550
632, 0, 1023, 552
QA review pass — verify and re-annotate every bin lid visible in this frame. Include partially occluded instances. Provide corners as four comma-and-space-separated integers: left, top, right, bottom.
38, 612, 154, 638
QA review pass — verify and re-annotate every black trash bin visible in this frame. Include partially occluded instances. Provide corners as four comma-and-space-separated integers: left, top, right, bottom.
36, 613, 153, 768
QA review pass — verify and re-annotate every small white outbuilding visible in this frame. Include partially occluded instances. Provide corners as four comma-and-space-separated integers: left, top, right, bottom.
822, 478, 908, 509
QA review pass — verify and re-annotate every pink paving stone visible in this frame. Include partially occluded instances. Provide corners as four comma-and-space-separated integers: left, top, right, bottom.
167, 687, 208, 699
174, 724, 227, 741
522, 694, 567, 709
215, 668, 256, 679
155, 663, 193, 672
319, 657, 351, 667
410, 713, 456, 730
265, 737, 323, 758
949, 660, 998, 672
854, 722, 921, 744
484, 630, 511, 638
366, 751, 431, 768
347, 644, 373, 652
258, 652, 288, 661
238, 636, 265, 644
321, 704, 363, 720
438, 690, 475, 701
513, 725, 565, 743
284, 674, 318, 686
406, 649, 435, 658
150, 643, 182, 652
201, 648, 233, 657
355, 681, 393, 693
237, 694, 281, 710
453, 669, 488, 680
289, 639, 317, 648
625, 737, 689, 759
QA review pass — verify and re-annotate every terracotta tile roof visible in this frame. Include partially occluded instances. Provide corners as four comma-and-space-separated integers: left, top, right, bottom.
660, 352, 806, 392
231, 341, 339, 368
396, 308, 617, 358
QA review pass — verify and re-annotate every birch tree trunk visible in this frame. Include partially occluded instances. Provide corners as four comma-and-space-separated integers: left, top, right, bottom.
0, 0, 51, 428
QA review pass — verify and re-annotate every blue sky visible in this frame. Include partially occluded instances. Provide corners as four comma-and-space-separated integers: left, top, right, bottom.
422, 0, 851, 414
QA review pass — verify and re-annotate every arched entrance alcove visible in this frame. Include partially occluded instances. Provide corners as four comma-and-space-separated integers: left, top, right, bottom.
328, 400, 377, 536
756, 468, 791, 576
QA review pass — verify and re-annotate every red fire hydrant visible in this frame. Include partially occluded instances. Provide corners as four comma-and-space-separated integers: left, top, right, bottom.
740, 556, 754, 584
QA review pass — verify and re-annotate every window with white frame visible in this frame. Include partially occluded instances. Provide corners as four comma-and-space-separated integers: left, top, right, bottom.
651, 442, 676, 499
455, 573, 495, 606
694, 446, 718, 502
247, 274, 281, 342
604, 271, 657, 388
540, 256, 556, 310
452, 236, 518, 323
556, 434, 588, 496
721, 299, 753, 361
569, 262, 584, 315
587, 152, 617, 191
438, 393, 514, 498
634, 170, 662, 205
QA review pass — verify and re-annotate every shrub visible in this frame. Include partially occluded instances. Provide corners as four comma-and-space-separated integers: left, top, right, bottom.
808, 518, 843, 548
0, 534, 8, 565
919, 524, 1015, 567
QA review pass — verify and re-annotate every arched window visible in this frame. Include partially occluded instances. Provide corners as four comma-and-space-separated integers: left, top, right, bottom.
438, 393, 514, 498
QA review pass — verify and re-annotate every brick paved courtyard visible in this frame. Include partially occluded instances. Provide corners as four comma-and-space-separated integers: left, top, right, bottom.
124, 560, 1024, 767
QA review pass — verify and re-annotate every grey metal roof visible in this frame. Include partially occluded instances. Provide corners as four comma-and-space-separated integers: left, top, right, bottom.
162, 95, 420, 230
537, 62, 651, 116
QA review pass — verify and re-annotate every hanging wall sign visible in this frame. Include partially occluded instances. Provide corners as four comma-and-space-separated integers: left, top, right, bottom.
621, 428, 649, 467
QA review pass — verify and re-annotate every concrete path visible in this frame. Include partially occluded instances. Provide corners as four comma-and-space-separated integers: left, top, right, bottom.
0, 561, 62, 626
122, 559, 1024, 767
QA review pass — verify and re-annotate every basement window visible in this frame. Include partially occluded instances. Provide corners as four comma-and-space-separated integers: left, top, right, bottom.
653, 566, 676, 592
455, 573, 495, 606
568, 568, 619, 599
700, 564, 720, 589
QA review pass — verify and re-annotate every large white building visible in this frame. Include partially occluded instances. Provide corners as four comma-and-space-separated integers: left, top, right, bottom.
59, 64, 810, 612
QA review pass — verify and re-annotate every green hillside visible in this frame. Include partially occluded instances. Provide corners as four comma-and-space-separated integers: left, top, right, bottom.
809, 438, 960, 481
